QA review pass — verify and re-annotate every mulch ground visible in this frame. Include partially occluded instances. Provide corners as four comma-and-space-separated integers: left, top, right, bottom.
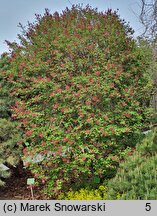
0, 166, 48, 200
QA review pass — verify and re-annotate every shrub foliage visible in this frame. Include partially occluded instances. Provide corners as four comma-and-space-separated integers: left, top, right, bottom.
58, 185, 108, 200
3, 5, 151, 196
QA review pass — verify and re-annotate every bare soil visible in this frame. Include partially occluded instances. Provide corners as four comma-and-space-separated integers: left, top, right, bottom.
0, 166, 48, 200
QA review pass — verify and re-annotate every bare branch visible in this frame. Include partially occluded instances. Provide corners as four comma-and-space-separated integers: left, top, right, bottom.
67, 0, 73, 6
140, 0, 157, 39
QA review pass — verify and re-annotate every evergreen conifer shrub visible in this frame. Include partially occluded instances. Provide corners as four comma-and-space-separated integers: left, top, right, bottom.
107, 129, 157, 199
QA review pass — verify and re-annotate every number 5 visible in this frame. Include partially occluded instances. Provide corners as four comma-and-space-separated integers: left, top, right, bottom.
145, 203, 151, 211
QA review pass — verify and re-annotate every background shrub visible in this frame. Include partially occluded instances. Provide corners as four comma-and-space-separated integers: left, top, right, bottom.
0, 54, 22, 186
